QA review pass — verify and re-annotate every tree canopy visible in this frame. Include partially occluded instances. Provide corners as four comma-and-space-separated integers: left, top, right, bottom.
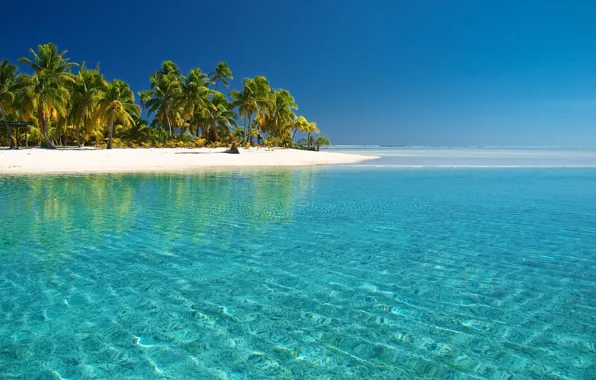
1, 43, 329, 150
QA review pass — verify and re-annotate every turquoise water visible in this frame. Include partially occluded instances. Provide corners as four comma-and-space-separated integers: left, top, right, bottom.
1, 151, 596, 379
329, 146, 596, 167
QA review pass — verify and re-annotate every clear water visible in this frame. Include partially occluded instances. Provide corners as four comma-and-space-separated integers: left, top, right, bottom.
328, 146, 596, 167
1, 150, 596, 379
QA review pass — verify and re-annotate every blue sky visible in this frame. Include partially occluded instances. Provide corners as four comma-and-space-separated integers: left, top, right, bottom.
2, 0, 596, 145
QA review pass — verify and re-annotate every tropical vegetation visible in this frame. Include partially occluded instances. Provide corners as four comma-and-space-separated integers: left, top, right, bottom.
0, 43, 330, 150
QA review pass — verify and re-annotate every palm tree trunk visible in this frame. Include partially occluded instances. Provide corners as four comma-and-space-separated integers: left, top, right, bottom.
42, 122, 55, 149
247, 115, 253, 145
1, 110, 14, 149
107, 113, 114, 149
211, 120, 218, 142
76, 124, 82, 147
38, 108, 56, 149
242, 115, 247, 143
165, 110, 172, 137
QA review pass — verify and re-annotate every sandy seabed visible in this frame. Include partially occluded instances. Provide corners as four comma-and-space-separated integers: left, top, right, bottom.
0, 147, 378, 174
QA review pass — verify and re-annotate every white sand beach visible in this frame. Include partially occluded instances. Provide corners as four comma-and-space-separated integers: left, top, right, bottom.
0, 147, 378, 174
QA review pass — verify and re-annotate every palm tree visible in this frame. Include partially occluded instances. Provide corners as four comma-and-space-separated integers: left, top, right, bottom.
151, 60, 182, 83
209, 62, 233, 90
19, 43, 77, 149
303, 118, 319, 147
178, 68, 211, 137
230, 76, 273, 144
314, 136, 330, 151
0, 60, 19, 149
120, 115, 158, 145
230, 80, 258, 142
70, 63, 105, 147
263, 89, 298, 139
292, 116, 318, 143
96, 80, 140, 149
205, 92, 237, 142
143, 62, 184, 137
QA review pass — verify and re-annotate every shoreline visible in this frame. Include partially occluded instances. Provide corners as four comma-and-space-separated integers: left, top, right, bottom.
0, 147, 378, 174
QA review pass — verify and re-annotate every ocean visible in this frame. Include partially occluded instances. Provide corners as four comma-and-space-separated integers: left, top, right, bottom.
1, 147, 595, 379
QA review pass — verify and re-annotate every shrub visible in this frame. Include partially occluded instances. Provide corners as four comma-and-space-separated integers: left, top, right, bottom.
27, 127, 43, 146
194, 138, 206, 148
180, 132, 196, 143
206, 141, 230, 148
263, 136, 293, 148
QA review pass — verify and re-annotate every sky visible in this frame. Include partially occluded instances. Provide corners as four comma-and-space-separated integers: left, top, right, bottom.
2, 0, 596, 146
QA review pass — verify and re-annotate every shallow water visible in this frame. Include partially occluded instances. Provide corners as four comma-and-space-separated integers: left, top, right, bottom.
1, 158, 596, 379
329, 146, 596, 167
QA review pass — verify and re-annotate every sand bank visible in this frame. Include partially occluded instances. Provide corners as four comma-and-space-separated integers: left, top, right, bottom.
0, 147, 377, 174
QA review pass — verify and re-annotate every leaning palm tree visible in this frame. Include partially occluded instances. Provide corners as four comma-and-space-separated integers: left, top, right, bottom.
292, 116, 318, 143
19, 43, 77, 149
0, 60, 19, 149
69, 63, 105, 146
302, 117, 319, 145
96, 80, 140, 149
209, 62, 233, 90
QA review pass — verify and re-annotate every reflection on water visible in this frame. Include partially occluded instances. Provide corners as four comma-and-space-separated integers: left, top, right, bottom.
0, 170, 316, 271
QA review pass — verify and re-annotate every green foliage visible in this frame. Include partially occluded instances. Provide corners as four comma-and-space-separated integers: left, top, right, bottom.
18, 43, 77, 149
96, 79, 140, 149
264, 136, 293, 148
314, 136, 331, 150
1, 43, 326, 149
70, 63, 105, 146
0, 60, 20, 148
209, 61, 233, 89
28, 126, 43, 146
